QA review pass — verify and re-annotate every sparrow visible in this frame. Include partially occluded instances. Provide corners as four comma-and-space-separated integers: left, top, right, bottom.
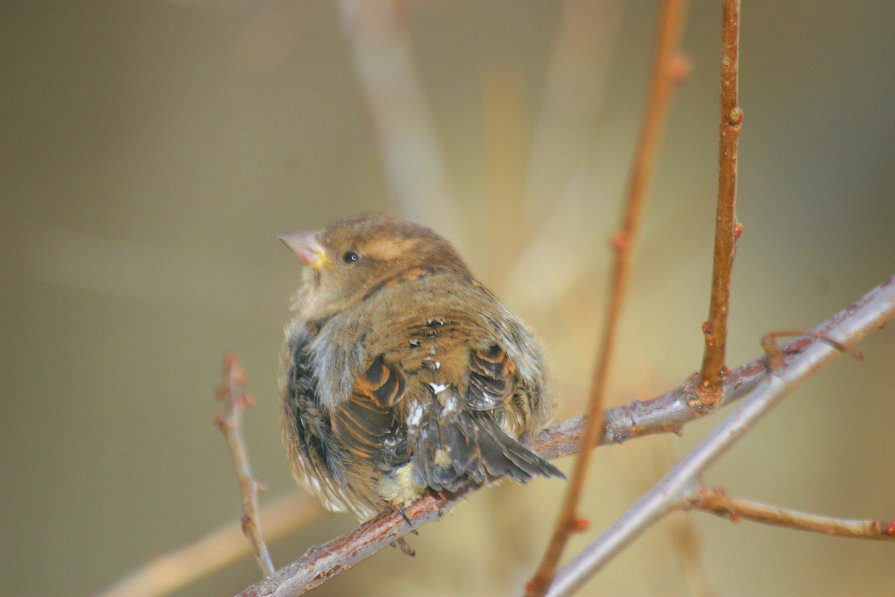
278, 212, 562, 522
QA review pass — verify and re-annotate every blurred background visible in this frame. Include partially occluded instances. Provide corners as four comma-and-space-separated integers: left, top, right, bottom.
2, 1, 894, 595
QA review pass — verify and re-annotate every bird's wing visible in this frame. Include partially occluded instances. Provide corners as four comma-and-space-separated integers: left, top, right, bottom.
412, 341, 564, 491
332, 355, 405, 461
466, 343, 516, 410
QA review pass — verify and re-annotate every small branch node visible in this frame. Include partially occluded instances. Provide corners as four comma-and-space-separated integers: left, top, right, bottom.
569, 518, 591, 533
667, 52, 693, 83
726, 105, 744, 125
611, 230, 629, 254
241, 514, 256, 537
872, 520, 895, 537
212, 414, 230, 433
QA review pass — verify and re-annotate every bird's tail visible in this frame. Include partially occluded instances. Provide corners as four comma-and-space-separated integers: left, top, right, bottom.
412, 409, 564, 492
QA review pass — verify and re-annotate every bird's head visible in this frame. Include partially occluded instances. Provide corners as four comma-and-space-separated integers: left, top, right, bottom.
280, 212, 469, 320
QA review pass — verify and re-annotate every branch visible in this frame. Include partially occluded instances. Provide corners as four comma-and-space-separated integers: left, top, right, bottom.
528, 1, 690, 593
238, 273, 895, 596
213, 353, 275, 577
545, 273, 895, 597
681, 487, 895, 541
698, 0, 743, 403
99, 493, 324, 597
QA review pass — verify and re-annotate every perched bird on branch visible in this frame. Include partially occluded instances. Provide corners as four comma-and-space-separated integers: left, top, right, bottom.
279, 212, 563, 522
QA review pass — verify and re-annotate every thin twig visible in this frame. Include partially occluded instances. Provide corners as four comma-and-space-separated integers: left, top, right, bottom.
214, 353, 275, 577
761, 330, 864, 371
238, 272, 895, 596
99, 493, 325, 597
527, 1, 690, 594
681, 487, 895, 541
546, 273, 895, 597
698, 0, 743, 406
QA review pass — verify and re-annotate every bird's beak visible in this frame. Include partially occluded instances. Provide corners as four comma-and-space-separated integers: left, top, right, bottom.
278, 230, 330, 270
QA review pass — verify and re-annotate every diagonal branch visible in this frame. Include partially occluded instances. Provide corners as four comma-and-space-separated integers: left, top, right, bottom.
99, 493, 324, 597
238, 273, 895, 597
545, 273, 895, 597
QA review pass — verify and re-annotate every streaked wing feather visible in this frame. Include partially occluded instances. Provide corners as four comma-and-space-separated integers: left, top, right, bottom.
333, 356, 403, 460
467, 344, 516, 410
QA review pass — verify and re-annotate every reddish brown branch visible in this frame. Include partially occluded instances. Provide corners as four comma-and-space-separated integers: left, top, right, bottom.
100, 493, 325, 597
237, 322, 827, 597
214, 353, 275, 577
698, 0, 742, 406
527, 1, 691, 594
682, 487, 895, 541
239, 273, 894, 596
545, 274, 894, 596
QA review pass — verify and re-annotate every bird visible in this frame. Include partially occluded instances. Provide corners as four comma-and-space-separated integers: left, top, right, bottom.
278, 212, 563, 523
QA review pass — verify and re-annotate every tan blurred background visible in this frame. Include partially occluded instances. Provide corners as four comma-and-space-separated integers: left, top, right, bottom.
2, 1, 894, 595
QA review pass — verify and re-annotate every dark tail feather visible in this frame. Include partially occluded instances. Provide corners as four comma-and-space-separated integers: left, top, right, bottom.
412, 411, 563, 491
476, 417, 564, 482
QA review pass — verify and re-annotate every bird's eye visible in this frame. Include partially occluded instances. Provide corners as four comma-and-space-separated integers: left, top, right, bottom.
342, 251, 359, 264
